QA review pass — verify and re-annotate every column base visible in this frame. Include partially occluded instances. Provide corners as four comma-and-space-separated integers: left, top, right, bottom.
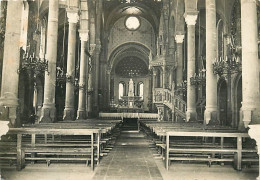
0, 121, 9, 140
186, 109, 197, 122
76, 110, 85, 120
0, 93, 19, 126
92, 105, 99, 118
240, 104, 260, 128
248, 124, 260, 180
204, 108, 219, 125
63, 108, 74, 121
40, 105, 56, 123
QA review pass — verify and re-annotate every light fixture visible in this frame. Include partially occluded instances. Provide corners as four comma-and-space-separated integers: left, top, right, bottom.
125, 16, 140, 31
190, 68, 206, 87
175, 80, 187, 94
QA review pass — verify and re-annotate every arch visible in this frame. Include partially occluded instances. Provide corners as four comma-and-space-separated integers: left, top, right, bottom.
217, 78, 228, 126
34, 75, 44, 122
108, 42, 151, 71
137, 81, 144, 100
18, 71, 31, 125
119, 81, 126, 99
232, 73, 242, 128
105, 2, 159, 34
217, 18, 224, 59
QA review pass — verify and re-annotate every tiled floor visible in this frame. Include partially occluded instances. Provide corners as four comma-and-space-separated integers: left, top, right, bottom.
92, 130, 163, 180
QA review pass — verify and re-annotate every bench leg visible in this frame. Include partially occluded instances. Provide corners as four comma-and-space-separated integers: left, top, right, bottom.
237, 137, 242, 171
91, 134, 94, 171
31, 134, 36, 164
166, 135, 169, 170
17, 134, 23, 171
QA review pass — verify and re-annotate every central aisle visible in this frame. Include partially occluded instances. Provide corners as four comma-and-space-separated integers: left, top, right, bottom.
92, 121, 163, 180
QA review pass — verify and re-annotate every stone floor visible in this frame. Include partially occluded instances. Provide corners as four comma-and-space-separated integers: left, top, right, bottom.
92, 130, 163, 180
1, 122, 258, 180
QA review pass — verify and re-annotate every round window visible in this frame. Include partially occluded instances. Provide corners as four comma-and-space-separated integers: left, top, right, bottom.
125, 16, 140, 31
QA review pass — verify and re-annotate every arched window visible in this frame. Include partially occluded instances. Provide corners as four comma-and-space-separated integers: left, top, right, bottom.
119, 82, 125, 99
138, 82, 144, 100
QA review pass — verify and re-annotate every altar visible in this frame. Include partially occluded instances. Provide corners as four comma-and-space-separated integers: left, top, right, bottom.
117, 79, 144, 113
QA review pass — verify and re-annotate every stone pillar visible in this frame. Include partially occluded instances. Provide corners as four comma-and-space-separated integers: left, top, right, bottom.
175, 34, 185, 98
184, 13, 198, 122
77, 30, 89, 120
40, 0, 59, 123
0, 1, 23, 126
163, 66, 167, 89
204, 0, 218, 125
93, 43, 101, 116
87, 44, 96, 116
63, 8, 79, 121
152, 70, 157, 111
248, 124, 260, 180
106, 68, 111, 108
240, 0, 260, 127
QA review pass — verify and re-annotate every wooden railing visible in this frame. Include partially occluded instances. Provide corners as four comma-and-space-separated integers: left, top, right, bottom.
153, 88, 187, 121
99, 112, 158, 120
174, 95, 186, 121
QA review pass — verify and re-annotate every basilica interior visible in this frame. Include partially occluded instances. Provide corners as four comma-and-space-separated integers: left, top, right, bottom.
0, 0, 260, 179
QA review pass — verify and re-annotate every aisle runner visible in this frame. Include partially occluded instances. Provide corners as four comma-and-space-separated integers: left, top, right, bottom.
92, 130, 163, 180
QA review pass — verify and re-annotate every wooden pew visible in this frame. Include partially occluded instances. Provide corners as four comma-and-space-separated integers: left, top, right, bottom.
8, 127, 99, 171
139, 120, 257, 171
165, 131, 252, 170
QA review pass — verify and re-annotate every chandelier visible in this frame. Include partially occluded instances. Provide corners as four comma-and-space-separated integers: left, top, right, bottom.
56, 66, 79, 88
190, 68, 206, 87
175, 80, 187, 93
213, 55, 241, 76
19, 51, 49, 75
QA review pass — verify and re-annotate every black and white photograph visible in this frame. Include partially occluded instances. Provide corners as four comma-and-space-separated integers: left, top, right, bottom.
0, 0, 259, 179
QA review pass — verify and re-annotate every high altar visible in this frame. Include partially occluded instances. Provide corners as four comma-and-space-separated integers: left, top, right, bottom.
118, 79, 143, 113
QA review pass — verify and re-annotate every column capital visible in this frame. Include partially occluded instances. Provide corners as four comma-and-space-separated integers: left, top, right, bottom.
175, 35, 185, 44
90, 44, 96, 55
184, 12, 198, 26
78, 29, 89, 41
66, 8, 79, 23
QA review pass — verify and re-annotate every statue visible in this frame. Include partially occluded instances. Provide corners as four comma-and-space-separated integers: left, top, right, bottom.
128, 78, 134, 97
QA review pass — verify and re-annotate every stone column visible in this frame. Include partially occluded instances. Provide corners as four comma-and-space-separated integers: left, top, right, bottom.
175, 34, 185, 98
240, 0, 260, 127
40, 0, 59, 123
152, 69, 157, 110
248, 125, 260, 180
184, 13, 198, 122
163, 66, 167, 89
87, 44, 96, 116
204, 0, 218, 125
0, 1, 23, 126
77, 30, 89, 120
63, 8, 79, 121
107, 69, 111, 108
93, 43, 101, 116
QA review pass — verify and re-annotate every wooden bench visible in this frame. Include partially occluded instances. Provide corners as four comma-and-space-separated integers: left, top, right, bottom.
139, 120, 258, 170
165, 131, 253, 170
8, 127, 99, 171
